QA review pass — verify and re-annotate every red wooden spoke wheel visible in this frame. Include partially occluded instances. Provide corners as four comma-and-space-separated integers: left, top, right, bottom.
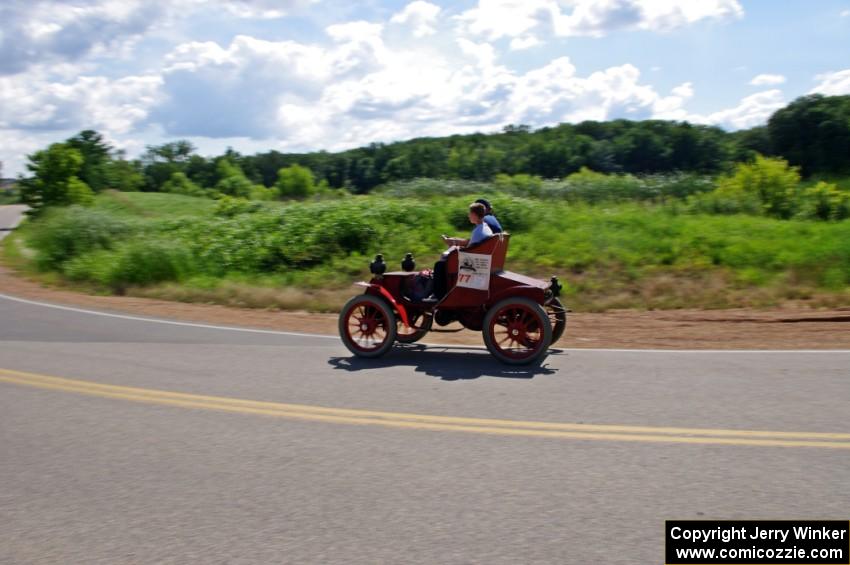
483, 297, 552, 365
396, 312, 432, 344
339, 295, 397, 358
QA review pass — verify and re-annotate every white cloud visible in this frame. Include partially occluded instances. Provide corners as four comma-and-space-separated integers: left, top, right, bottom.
0, 69, 162, 133
155, 35, 335, 138
810, 69, 850, 95
0, 0, 318, 77
148, 25, 708, 152
390, 1, 441, 38
630, 0, 744, 32
651, 82, 695, 121
217, 0, 309, 19
700, 90, 785, 130
456, 38, 498, 68
841, 9, 850, 17
0, 130, 62, 177
750, 73, 785, 86
455, 0, 743, 42
671, 82, 694, 98
454, 0, 556, 41
326, 21, 384, 43
509, 35, 541, 50
0, 0, 167, 75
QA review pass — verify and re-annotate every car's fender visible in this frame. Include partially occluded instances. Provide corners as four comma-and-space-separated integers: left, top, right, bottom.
354, 281, 411, 328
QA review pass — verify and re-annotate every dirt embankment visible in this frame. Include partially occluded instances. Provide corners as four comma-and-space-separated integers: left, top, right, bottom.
1, 264, 848, 349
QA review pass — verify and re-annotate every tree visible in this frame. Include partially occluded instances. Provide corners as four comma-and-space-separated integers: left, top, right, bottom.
768, 94, 850, 176
105, 154, 144, 192
19, 143, 94, 213
215, 159, 253, 198
66, 130, 112, 192
730, 126, 772, 162
145, 140, 196, 164
141, 141, 197, 192
275, 164, 315, 198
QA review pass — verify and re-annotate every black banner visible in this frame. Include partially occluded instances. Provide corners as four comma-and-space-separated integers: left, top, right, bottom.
666, 520, 849, 564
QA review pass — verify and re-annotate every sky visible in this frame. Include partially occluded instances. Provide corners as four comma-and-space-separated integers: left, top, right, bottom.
1, 0, 849, 177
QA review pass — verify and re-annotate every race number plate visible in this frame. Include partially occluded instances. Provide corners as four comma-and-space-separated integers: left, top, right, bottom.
457, 252, 491, 290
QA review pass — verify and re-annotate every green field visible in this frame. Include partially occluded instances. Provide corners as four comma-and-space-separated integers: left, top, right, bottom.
6, 188, 849, 312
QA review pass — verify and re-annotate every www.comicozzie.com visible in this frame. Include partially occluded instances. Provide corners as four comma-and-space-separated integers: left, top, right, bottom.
665, 520, 849, 564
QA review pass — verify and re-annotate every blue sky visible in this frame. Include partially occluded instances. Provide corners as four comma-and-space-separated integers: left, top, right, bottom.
1, 0, 849, 176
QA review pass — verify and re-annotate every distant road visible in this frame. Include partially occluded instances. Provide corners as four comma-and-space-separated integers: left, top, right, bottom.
1, 293, 848, 564
0, 205, 27, 240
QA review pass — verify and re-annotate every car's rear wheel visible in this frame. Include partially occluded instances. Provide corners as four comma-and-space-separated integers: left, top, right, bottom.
396, 312, 432, 343
483, 297, 552, 365
546, 297, 567, 344
339, 295, 397, 358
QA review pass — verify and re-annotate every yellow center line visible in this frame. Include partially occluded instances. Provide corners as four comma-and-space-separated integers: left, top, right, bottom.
2, 368, 849, 449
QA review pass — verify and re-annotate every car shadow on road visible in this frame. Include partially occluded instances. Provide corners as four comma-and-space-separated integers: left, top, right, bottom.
327, 344, 559, 381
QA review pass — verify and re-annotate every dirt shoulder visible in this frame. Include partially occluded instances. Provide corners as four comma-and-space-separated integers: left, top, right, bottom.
1, 263, 848, 349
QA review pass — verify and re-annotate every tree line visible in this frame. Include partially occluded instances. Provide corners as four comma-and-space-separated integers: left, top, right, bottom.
18, 94, 850, 212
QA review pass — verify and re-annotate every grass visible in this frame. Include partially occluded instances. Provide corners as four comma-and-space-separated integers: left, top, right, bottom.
93, 190, 218, 217
8, 190, 850, 312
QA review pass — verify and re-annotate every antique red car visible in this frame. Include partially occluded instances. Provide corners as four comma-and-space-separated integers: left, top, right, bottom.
338, 234, 567, 365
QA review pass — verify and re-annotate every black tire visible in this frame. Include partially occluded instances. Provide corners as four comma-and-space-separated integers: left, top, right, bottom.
339, 295, 397, 358
396, 312, 433, 344
482, 297, 552, 365
546, 298, 567, 344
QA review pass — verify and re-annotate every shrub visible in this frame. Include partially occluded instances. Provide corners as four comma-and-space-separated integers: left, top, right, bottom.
249, 184, 277, 201
162, 172, 206, 198
276, 164, 315, 199
216, 175, 253, 198
686, 189, 763, 216
107, 241, 190, 289
215, 159, 254, 198
713, 155, 801, 219
29, 206, 133, 270
214, 196, 264, 217
66, 177, 95, 206
796, 181, 850, 221
64, 241, 193, 290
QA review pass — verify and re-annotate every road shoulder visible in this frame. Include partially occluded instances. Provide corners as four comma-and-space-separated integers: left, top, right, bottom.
1, 262, 848, 349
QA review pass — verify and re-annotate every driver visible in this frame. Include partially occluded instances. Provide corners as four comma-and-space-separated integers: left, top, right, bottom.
433, 202, 493, 298
441, 202, 493, 248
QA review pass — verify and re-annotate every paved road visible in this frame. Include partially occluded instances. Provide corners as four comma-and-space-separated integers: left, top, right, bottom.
1, 294, 848, 564
0, 204, 27, 240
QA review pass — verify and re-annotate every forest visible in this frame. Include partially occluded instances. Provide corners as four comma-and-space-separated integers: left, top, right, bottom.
13, 94, 850, 204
